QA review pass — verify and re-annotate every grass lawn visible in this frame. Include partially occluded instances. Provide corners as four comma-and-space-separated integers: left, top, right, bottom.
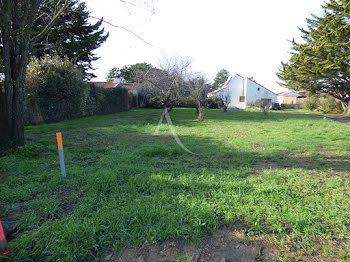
1, 108, 349, 261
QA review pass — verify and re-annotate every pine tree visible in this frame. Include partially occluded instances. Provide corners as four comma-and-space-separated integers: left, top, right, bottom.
106, 67, 120, 82
278, 0, 350, 114
213, 69, 229, 89
32, 0, 108, 79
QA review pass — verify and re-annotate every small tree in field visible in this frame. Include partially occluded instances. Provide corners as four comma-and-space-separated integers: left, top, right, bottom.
189, 74, 209, 121
141, 57, 192, 111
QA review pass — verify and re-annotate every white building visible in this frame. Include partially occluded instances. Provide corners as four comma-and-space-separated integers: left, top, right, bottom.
207, 74, 279, 109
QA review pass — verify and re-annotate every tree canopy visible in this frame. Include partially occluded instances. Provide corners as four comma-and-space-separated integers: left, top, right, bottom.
32, 0, 108, 78
106, 63, 151, 83
277, 0, 350, 114
212, 69, 229, 89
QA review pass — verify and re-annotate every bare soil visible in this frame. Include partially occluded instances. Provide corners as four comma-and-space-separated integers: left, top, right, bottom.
102, 224, 278, 262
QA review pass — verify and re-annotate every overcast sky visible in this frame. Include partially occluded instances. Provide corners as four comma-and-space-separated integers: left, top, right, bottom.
85, 0, 325, 92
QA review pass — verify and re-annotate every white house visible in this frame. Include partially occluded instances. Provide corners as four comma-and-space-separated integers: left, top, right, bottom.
207, 74, 278, 109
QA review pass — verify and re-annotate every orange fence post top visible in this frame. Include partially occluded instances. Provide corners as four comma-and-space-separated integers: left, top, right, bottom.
56, 133, 63, 150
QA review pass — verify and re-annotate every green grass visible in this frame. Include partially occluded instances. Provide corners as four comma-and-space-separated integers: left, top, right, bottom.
1, 108, 349, 261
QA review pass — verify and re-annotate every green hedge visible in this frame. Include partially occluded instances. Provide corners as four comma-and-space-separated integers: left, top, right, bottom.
25, 56, 129, 125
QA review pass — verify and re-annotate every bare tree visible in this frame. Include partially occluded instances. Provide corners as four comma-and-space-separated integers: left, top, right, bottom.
0, 0, 68, 147
141, 57, 192, 111
189, 73, 209, 121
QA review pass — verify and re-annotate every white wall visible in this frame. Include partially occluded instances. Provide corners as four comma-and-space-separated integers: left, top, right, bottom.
277, 95, 284, 104
211, 75, 278, 109
245, 79, 278, 106
214, 75, 246, 109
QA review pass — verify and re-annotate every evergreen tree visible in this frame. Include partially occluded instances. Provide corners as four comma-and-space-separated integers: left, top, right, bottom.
106, 67, 120, 82
213, 69, 229, 89
278, 0, 350, 114
32, 0, 108, 79
107, 63, 151, 83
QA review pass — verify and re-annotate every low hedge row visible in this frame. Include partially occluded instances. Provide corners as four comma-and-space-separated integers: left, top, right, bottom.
24, 56, 130, 125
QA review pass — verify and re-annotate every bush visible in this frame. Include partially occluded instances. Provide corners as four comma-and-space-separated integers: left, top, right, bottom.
146, 96, 165, 108
25, 56, 89, 123
177, 97, 197, 108
319, 95, 341, 113
205, 96, 222, 109
303, 95, 320, 111
25, 56, 129, 124
247, 99, 268, 108
87, 85, 129, 115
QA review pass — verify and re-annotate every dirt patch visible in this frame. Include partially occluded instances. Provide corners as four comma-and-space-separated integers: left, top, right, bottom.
0, 202, 26, 222
102, 225, 277, 262
56, 188, 79, 214
197, 225, 276, 262
0, 172, 9, 183
324, 115, 350, 125
251, 149, 350, 173
107, 240, 199, 262
283, 111, 350, 125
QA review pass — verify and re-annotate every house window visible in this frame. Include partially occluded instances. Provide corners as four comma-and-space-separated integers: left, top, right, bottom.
239, 96, 245, 102
257, 88, 260, 91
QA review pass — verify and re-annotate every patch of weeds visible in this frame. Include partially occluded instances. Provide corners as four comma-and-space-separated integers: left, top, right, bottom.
340, 251, 350, 260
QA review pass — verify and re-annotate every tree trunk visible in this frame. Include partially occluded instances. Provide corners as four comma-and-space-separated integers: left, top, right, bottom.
0, 0, 45, 147
0, 1, 32, 147
197, 101, 204, 121
0, 87, 9, 148
0, 69, 27, 147
340, 100, 350, 115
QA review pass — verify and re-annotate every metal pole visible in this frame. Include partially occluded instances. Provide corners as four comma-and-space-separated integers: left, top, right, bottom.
56, 133, 66, 178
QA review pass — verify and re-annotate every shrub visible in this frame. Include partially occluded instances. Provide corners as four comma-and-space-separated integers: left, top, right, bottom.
303, 95, 320, 111
84, 84, 129, 115
25, 56, 130, 124
25, 56, 89, 123
146, 96, 165, 108
177, 97, 197, 108
319, 95, 341, 113
248, 99, 266, 108
205, 96, 222, 109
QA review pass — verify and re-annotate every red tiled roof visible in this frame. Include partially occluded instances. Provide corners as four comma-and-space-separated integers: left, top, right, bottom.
207, 85, 230, 96
278, 91, 302, 97
90, 82, 117, 88
90, 82, 143, 91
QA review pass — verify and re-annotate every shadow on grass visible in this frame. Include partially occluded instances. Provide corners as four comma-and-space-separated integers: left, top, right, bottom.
1, 109, 349, 261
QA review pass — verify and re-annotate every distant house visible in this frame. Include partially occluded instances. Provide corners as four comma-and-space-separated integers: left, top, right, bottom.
90, 81, 119, 89
277, 91, 304, 106
90, 81, 143, 95
207, 74, 278, 109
